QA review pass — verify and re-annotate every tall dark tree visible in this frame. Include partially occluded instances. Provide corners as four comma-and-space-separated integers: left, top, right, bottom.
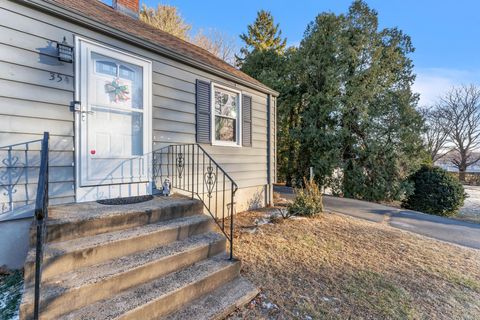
236, 10, 287, 66
294, 0, 424, 200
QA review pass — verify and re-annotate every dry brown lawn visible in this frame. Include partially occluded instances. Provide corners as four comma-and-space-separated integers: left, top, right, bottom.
228, 208, 480, 320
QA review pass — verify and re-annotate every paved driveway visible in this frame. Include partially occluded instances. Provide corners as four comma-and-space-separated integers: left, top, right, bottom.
274, 185, 480, 250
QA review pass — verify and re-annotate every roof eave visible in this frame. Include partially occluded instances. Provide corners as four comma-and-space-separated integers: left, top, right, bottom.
17, 0, 279, 97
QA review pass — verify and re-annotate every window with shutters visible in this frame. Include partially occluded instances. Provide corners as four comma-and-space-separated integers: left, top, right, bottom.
211, 83, 242, 146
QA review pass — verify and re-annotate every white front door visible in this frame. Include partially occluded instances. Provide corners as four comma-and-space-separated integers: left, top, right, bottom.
75, 38, 152, 202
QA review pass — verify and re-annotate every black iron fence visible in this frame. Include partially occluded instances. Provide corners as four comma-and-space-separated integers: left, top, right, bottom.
153, 144, 238, 260
33, 132, 49, 320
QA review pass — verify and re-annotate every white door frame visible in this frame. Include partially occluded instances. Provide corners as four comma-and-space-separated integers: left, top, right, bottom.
74, 36, 153, 202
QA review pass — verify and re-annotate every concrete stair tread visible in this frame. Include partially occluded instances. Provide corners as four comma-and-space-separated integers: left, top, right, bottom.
46, 194, 195, 225
165, 277, 260, 320
62, 254, 240, 320
26, 214, 212, 263
36, 195, 204, 244
21, 232, 225, 304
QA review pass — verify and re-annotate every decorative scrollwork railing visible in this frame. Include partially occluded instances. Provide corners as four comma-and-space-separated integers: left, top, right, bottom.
0, 139, 42, 215
153, 144, 238, 260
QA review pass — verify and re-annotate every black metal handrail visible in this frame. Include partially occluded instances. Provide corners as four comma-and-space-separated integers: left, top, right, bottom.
33, 132, 49, 320
153, 144, 238, 260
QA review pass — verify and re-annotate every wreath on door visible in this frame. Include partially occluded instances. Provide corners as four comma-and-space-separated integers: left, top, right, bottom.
105, 78, 130, 103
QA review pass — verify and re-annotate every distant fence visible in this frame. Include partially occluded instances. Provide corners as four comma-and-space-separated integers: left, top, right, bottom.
449, 172, 480, 186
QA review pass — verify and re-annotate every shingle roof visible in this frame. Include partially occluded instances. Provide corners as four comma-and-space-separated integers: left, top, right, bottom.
40, 0, 275, 95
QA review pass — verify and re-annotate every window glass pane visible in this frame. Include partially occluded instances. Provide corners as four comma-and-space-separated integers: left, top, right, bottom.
95, 60, 117, 76
91, 52, 144, 110
132, 111, 143, 155
214, 89, 238, 118
119, 65, 135, 81
215, 116, 236, 142
88, 107, 143, 156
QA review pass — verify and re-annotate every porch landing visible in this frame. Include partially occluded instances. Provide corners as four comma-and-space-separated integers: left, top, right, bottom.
46, 194, 196, 224
20, 194, 258, 319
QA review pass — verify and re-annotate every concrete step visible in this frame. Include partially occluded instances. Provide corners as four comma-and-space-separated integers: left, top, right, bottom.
20, 232, 226, 320
29, 195, 203, 244
24, 214, 213, 282
165, 277, 260, 320
61, 254, 241, 320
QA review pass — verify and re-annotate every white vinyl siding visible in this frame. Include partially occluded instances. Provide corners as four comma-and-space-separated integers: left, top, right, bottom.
0, 1, 275, 210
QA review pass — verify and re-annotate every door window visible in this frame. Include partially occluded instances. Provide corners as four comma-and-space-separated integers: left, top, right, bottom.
89, 52, 145, 160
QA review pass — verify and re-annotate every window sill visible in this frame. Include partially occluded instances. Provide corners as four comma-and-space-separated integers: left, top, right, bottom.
211, 141, 242, 148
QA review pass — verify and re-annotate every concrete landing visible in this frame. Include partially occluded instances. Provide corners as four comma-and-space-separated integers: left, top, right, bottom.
47, 194, 195, 223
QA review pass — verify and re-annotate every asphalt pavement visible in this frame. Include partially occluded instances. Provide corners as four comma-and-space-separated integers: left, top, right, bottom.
274, 185, 480, 250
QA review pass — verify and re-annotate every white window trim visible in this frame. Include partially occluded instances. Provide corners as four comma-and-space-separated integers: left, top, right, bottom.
210, 83, 242, 147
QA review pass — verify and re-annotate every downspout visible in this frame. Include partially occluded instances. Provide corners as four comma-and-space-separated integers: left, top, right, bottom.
266, 94, 273, 206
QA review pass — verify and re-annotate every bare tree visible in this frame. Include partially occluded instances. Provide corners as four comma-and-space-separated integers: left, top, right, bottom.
437, 84, 480, 181
139, 4, 191, 41
420, 106, 449, 162
192, 29, 237, 65
139, 4, 237, 65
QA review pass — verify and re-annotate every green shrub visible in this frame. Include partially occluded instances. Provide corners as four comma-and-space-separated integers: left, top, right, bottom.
288, 179, 324, 217
402, 165, 466, 216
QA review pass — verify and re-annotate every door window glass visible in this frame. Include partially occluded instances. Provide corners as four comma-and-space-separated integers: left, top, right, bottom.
95, 60, 117, 76
89, 52, 145, 158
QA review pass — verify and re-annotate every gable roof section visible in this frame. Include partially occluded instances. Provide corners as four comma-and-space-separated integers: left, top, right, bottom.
19, 0, 278, 96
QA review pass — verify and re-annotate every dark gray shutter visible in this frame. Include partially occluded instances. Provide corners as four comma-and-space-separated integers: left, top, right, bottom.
242, 94, 252, 147
196, 80, 211, 143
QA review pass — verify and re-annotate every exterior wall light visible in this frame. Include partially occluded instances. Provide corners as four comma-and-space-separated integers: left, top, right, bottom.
57, 37, 74, 63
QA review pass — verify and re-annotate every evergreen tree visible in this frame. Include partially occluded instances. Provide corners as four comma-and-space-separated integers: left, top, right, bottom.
238, 1, 424, 199
238, 10, 297, 182
237, 10, 287, 66
294, 0, 425, 201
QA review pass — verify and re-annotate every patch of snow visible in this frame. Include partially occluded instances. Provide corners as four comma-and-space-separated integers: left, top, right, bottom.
263, 300, 277, 308
460, 185, 480, 218
291, 216, 308, 220
321, 296, 340, 303
0, 291, 8, 309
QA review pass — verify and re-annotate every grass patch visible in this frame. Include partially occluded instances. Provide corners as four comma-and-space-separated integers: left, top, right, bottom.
443, 271, 480, 292
0, 270, 23, 320
228, 208, 480, 319
345, 270, 415, 319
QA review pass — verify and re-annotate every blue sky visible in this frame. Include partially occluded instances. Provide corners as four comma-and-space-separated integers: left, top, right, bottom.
106, 0, 480, 106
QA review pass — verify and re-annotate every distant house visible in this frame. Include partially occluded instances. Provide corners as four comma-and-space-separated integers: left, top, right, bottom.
434, 151, 480, 173
0, 0, 277, 317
